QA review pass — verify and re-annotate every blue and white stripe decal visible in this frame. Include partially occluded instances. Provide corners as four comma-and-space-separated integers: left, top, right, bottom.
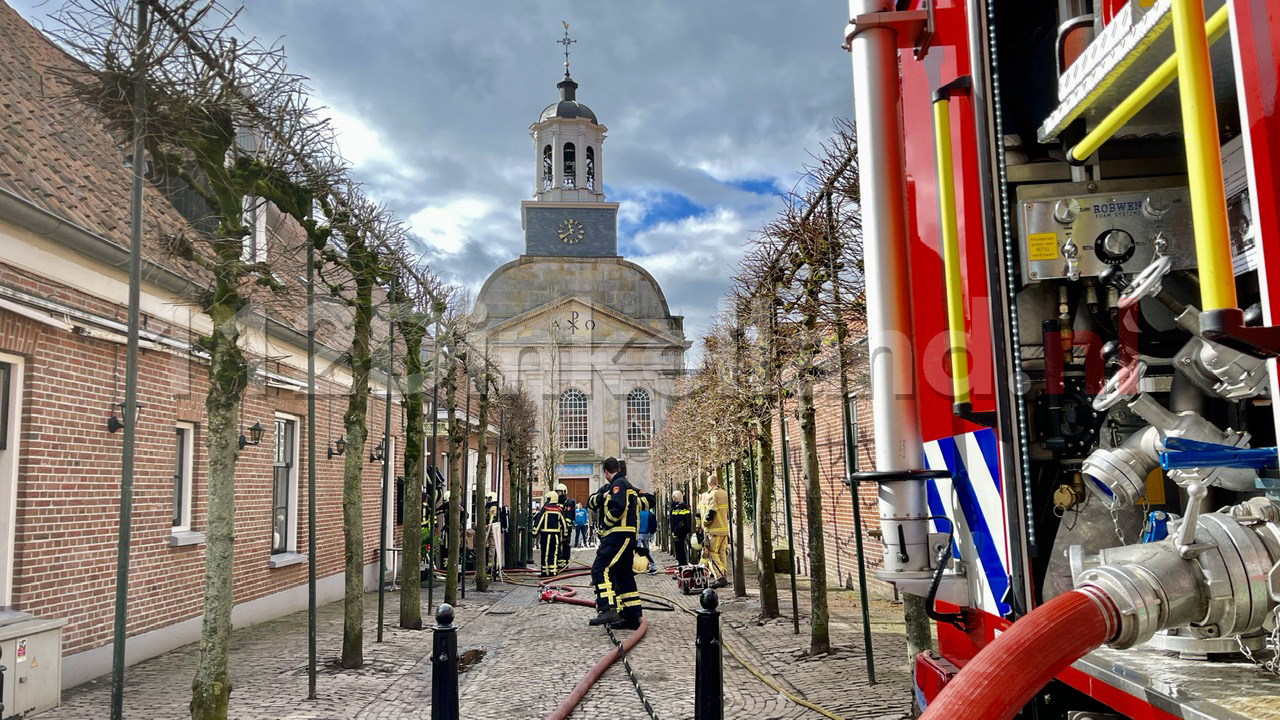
923, 427, 1011, 617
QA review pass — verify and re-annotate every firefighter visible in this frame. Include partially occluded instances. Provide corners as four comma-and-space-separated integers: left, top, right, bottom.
557, 482, 575, 569
485, 491, 505, 573
697, 474, 730, 589
587, 457, 652, 630
668, 490, 692, 567
533, 491, 567, 577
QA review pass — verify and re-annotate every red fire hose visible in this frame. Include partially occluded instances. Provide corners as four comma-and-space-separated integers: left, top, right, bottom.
919, 588, 1119, 720
533, 569, 652, 720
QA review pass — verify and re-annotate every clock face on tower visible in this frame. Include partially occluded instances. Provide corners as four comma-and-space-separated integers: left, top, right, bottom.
557, 218, 586, 244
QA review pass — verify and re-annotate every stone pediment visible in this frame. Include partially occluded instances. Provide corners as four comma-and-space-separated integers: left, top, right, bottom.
484, 294, 687, 348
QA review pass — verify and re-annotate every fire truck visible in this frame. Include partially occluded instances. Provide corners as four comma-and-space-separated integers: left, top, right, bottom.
843, 0, 1280, 717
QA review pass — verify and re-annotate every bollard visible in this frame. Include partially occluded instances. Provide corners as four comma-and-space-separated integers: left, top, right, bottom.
695, 588, 723, 720
431, 604, 459, 720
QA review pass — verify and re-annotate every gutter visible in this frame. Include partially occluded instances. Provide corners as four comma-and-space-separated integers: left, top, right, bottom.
0, 186, 346, 367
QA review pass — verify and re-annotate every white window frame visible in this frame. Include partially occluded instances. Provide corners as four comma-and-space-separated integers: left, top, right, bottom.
0, 353, 22, 608
268, 412, 304, 568
173, 422, 195, 532
559, 388, 588, 450
625, 387, 653, 450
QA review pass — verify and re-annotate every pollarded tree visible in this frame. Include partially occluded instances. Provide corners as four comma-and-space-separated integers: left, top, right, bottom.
391, 262, 449, 630
51, 2, 348, 715
318, 190, 408, 669
500, 386, 538, 566
468, 348, 501, 592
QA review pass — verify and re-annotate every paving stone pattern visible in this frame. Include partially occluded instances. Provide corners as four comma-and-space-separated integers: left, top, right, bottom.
42, 548, 913, 719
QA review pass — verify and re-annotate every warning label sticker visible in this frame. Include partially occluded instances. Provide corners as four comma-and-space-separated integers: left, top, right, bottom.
1027, 232, 1060, 261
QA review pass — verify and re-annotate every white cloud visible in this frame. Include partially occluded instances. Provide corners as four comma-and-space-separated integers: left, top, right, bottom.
408, 197, 502, 255
321, 102, 395, 169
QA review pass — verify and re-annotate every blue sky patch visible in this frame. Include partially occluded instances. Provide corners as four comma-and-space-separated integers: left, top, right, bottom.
725, 176, 779, 196
616, 189, 709, 236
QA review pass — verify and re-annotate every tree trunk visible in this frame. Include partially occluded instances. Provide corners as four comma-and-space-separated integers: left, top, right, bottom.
399, 324, 425, 630
798, 374, 831, 655
443, 360, 464, 605
754, 424, 780, 619
732, 454, 747, 598
472, 380, 490, 592
340, 276, 373, 669
190, 308, 245, 720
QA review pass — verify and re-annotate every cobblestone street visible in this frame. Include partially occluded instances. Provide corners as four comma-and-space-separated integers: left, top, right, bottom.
43, 548, 914, 719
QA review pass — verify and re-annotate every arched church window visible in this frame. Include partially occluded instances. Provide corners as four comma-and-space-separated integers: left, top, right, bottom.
586, 147, 595, 191
626, 388, 652, 449
563, 142, 576, 188
542, 145, 553, 191
559, 388, 588, 450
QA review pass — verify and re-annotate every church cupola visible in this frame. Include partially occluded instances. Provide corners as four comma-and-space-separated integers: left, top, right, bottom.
531, 24, 607, 203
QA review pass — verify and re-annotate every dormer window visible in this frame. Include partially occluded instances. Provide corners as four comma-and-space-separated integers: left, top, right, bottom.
240, 195, 267, 264
586, 147, 595, 191
563, 142, 576, 188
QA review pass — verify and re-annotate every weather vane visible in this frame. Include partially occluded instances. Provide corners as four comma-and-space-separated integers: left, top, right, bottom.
559, 21, 576, 77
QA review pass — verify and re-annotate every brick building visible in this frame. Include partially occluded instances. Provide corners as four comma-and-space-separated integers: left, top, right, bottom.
0, 3, 500, 698
763, 339, 896, 598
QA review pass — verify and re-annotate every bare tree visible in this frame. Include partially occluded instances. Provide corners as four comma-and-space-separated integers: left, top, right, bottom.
469, 346, 499, 592
391, 262, 449, 629
50, 1, 356, 713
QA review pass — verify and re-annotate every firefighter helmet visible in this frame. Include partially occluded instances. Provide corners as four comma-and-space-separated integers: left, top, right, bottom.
545, 491, 559, 505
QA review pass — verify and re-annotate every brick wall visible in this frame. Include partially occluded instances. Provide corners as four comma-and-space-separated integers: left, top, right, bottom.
1, 264, 409, 658
765, 353, 895, 598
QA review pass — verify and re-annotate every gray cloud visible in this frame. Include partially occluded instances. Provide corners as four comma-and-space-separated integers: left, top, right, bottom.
9, 0, 852, 354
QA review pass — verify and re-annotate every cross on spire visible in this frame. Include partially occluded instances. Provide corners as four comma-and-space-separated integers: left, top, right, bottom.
559, 21, 576, 78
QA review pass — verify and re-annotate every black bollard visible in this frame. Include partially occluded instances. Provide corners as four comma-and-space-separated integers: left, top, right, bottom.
431, 604, 459, 720
695, 588, 723, 720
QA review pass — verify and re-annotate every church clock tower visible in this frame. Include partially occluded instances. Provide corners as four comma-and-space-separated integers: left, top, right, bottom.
522, 27, 620, 257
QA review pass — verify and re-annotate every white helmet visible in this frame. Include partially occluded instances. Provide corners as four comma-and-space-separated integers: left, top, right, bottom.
545, 491, 560, 504
555, 482, 568, 494
486, 491, 497, 502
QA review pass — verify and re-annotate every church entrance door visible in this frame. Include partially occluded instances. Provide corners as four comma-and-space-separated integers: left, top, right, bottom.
558, 477, 589, 506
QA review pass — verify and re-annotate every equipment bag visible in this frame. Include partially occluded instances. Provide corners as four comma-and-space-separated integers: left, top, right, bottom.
675, 564, 709, 595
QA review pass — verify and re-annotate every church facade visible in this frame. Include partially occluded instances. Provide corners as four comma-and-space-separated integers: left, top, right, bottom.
474, 63, 689, 500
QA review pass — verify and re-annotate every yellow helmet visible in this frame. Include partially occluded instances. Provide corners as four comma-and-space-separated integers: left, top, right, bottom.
633, 553, 649, 574
545, 491, 559, 504
555, 482, 568, 494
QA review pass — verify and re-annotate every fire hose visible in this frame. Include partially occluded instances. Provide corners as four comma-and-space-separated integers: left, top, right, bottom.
918, 588, 1120, 720
503, 563, 851, 720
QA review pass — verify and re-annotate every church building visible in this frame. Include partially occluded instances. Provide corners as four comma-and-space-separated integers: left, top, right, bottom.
474, 41, 689, 501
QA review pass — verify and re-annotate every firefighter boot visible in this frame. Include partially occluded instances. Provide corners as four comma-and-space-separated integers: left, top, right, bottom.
588, 609, 620, 626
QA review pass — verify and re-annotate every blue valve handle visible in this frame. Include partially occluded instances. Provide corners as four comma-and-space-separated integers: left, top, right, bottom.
1159, 437, 1280, 471
1142, 511, 1170, 543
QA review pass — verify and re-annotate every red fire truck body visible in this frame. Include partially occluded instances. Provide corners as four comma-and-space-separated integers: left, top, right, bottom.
846, 0, 1280, 717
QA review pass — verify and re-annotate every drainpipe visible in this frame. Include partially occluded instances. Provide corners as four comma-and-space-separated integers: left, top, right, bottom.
846, 0, 932, 579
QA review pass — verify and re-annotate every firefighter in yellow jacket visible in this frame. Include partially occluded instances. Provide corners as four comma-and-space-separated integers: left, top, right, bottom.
697, 474, 731, 589
534, 491, 568, 577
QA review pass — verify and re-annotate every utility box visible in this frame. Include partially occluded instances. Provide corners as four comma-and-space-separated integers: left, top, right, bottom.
0, 617, 66, 718
773, 548, 793, 574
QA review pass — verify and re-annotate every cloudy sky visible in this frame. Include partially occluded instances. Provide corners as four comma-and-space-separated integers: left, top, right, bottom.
12, 1, 855, 351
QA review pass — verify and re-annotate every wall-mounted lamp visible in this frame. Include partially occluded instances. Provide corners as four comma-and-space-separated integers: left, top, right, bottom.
106, 401, 144, 434
238, 421, 265, 450
369, 440, 385, 464
328, 435, 347, 460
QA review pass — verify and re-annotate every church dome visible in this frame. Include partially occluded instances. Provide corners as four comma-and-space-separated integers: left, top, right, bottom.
538, 76, 598, 125
540, 99, 597, 124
